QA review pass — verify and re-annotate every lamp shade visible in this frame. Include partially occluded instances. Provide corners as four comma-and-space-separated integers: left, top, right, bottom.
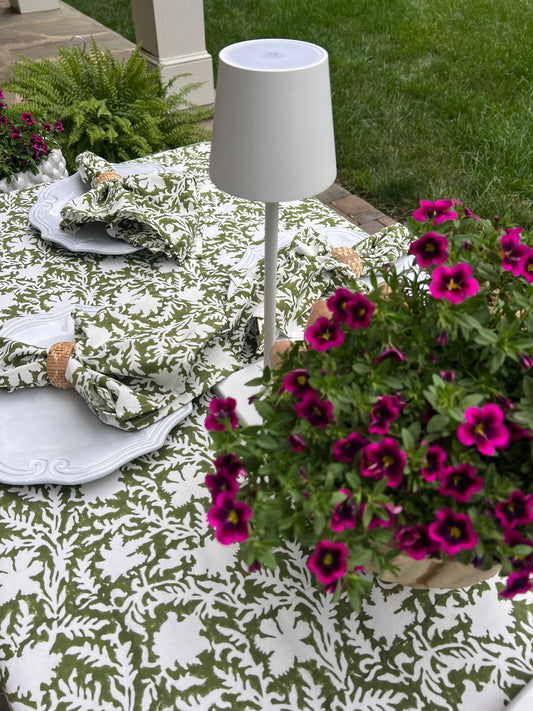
209, 39, 336, 203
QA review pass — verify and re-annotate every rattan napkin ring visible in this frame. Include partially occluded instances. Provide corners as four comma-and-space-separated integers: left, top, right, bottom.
330, 246, 363, 278
92, 171, 122, 188
47, 341, 75, 390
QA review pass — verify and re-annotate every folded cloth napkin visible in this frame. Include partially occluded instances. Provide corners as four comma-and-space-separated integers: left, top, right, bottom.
0, 286, 234, 430
59, 151, 201, 262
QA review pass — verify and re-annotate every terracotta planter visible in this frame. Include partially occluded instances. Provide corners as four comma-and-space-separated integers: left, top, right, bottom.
0, 149, 68, 193
365, 549, 500, 589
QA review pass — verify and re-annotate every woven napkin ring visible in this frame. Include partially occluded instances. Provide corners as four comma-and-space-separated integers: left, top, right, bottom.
330, 246, 363, 278
92, 171, 121, 188
46, 342, 75, 390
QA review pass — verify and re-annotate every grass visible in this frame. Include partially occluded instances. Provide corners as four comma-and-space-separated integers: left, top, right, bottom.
63, 0, 533, 227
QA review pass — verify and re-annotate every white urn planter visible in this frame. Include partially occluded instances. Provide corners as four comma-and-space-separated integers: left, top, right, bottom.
9, 0, 59, 13
0, 149, 68, 193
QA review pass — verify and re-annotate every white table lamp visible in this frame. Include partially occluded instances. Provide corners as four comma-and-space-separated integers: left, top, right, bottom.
209, 38, 336, 366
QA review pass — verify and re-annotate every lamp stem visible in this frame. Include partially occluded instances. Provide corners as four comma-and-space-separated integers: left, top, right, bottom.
263, 202, 279, 368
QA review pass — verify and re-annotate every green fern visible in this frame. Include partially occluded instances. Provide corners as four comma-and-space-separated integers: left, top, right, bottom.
3, 40, 212, 171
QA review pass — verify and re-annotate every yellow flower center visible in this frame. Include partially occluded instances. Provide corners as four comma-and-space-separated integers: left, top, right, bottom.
323, 553, 333, 566
447, 278, 460, 291
227, 510, 238, 524
297, 375, 307, 385
449, 525, 461, 539
382, 455, 394, 468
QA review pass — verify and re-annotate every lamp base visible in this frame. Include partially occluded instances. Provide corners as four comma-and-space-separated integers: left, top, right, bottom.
214, 362, 264, 426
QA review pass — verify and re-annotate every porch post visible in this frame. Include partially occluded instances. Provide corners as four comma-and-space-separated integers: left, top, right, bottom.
130, 0, 215, 106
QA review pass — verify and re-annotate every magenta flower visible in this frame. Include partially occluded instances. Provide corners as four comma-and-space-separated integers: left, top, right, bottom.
408, 232, 448, 267
205, 470, 239, 502
307, 540, 348, 585
429, 263, 479, 304
520, 247, 533, 283
457, 404, 510, 455
344, 293, 375, 329
394, 525, 440, 560
435, 329, 449, 346
463, 206, 479, 219
495, 490, 533, 529
207, 492, 252, 544
21, 112, 34, 125
283, 368, 314, 397
361, 438, 406, 487
438, 463, 484, 502
214, 453, 245, 478
205, 397, 238, 431
54, 120, 64, 132
374, 348, 405, 365
330, 490, 357, 532
305, 317, 345, 351
499, 571, 533, 599
428, 508, 478, 555
420, 445, 447, 482
500, 228, 529, 276
368, 395, 400, 435
412, 199, 460, 225
332, 431, 368, 463
294, 392, 334, 428
287, 434, 307, 452
327, 288, 358, 322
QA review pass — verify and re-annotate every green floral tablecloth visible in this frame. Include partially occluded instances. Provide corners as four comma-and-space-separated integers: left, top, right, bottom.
0, 143, 531, 711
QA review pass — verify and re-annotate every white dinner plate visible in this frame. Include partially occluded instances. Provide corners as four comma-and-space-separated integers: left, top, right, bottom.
0, 305, 192, 485
28, 162, 179, 255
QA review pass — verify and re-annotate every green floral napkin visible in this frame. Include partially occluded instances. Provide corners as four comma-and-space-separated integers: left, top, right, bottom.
59, 151, 201, 261
0, 286, 233, 430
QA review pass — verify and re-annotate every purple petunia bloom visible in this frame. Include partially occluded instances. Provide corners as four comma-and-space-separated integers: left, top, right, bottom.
457, 404, 510, 455
54, 121, 64, 132
438, 463, 484, 502
283, 369, 314, 397
374, 347, 405, 365
305, 317, 345, 351
495, 490, 533, 529
361, 438, 406, 487
420, 444, 447, 482
307, 540, 348, 585
204, 470, 239, 502
499, 571, 533, 599
520, 247, 533, 283
205, 397, 238, 431
207, 492, 252, 544
500, 228, 529, 276
435, 330, 449, 346
330, 489, 357, 532
429, 263, 479, 304
408, 232, 448, 267
294, 392, 334, 428
214, 453, 245, 478
368, 395, 400, 435
395, 525, 440, 560
463, 206, 479, 220
287, 434, 307, 452
327, 288, 358, 322
21, 112, 34, 125
412, 199, 460, 225
428, 508, 478, 555
332, 431, 368, 463
344, 293, 375, 329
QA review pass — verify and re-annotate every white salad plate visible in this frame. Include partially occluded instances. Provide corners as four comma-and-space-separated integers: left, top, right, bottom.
28, 162, 179, 255
0, 305, 192, 485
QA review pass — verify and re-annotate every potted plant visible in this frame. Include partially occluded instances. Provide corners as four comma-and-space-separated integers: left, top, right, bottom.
0, 90, 67, 192
204, 200, 533, 611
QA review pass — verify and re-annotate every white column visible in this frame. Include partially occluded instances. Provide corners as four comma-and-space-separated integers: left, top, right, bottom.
10, 0, 59, 12
130, 0, 215, 106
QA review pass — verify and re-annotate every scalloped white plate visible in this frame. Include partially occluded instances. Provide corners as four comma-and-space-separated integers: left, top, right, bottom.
28, 162, 180, 255
0, 306, 192, 485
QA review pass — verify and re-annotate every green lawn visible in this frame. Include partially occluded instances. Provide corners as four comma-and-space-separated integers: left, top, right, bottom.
64, 0, 533, 227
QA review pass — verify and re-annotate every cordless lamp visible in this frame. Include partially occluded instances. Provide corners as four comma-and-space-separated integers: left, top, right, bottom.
209, 38, 336, 420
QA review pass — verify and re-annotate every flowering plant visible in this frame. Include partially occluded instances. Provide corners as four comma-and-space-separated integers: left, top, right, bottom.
0, 89, 64, 182
205, 200, 533, 611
